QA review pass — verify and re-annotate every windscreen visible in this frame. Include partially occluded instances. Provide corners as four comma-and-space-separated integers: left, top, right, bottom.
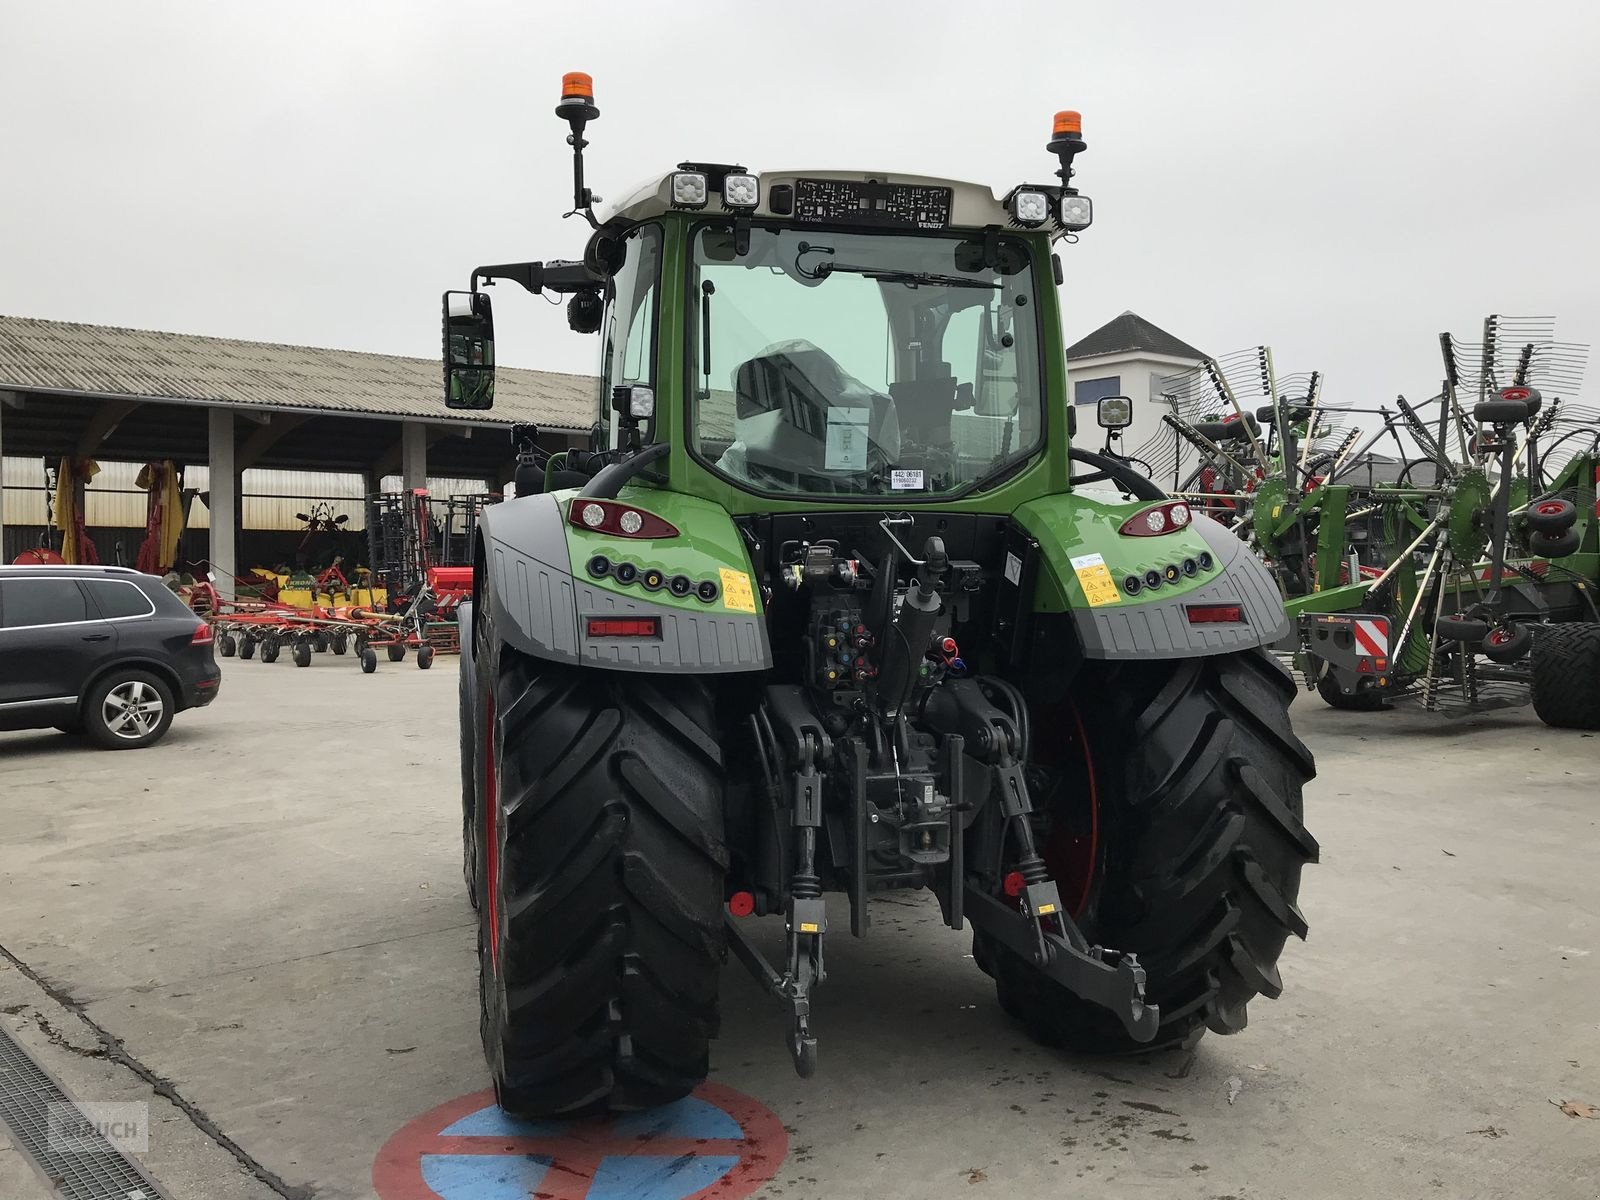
690, 226, 1042, 497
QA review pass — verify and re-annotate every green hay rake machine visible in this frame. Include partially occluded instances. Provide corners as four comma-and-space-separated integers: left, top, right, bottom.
1146, 318, 1599, 728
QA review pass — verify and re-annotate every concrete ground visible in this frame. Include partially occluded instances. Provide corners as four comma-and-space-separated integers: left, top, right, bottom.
0, 650, 1596, 1200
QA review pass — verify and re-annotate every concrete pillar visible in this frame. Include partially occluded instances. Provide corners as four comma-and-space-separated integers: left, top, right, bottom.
208, 408, 237, 598
402, 421, 428, 494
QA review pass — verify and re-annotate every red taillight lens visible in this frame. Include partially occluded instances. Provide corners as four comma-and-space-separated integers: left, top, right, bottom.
1186, 604, 1244, 624
586, 617, 661, 638
191, 622, 214, 645
569, 499, 679, 539
1118, 501, 1193, 537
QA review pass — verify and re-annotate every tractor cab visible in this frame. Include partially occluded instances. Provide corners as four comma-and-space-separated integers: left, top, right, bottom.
443, 75, 1106, 506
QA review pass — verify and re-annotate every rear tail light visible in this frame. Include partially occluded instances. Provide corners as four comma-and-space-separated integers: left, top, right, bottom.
569, 499, 679, 539
586, 617, 661, 638
1119, 501, 1192, 537
1186, 604, 1244, 624
191, 622, 214, 645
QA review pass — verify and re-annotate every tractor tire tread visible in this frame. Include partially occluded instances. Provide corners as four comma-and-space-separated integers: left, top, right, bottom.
992, 648, 1315, 1055
483, 649, 725, 1117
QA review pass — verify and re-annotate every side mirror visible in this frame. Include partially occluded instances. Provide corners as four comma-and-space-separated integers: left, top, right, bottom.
1097, 395, 1133, 430
442, 290, 496, 410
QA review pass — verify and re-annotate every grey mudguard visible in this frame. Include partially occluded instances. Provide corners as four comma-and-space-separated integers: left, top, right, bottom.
478, 493, 772, 673
1072, 515, 1290, 659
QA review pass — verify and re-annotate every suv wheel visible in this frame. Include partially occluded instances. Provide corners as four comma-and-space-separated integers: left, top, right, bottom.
84, 671, 175, 750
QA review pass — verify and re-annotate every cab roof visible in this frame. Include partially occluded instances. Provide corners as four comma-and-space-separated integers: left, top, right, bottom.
599, 168, 1022, 232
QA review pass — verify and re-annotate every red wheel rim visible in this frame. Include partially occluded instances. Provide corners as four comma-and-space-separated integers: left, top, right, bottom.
1037, 700, 1101, 917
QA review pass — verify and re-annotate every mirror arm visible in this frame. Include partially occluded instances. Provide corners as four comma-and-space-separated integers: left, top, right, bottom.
472, 260, 602, 296
472, 262, 546, 295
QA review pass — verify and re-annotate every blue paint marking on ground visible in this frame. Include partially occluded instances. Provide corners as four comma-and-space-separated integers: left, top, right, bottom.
420, 1152, 549, 1199
609, 1097, 744, 1140
390, 1091, 768, 1199
586, 1155, 740, 1200
440, 1106, 569, 1137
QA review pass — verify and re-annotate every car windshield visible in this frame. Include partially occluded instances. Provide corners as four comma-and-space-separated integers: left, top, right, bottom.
689, 225, 1042, 497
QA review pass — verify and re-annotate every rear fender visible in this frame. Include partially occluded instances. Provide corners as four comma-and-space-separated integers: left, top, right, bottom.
477, 491, 772, 673
1015, 493, 1289, 660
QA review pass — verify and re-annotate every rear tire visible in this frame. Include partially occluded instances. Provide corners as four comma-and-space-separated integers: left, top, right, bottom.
986, 650, 1317, 1053
478, 645, 727, 1117
1531, 623, 1600, 730
83, 670, 176, 750
458, 602, 480, 910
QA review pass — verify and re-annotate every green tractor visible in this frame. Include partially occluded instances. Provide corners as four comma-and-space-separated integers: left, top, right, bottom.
445, 74, 1317, 1117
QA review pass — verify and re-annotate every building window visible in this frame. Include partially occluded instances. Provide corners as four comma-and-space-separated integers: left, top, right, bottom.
1074, 376, 1122, 406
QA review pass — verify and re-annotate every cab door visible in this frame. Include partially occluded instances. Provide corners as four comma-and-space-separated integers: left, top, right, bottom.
0, 578, 116, 713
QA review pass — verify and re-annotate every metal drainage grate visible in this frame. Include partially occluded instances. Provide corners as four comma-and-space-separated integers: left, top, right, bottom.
0, 1022, 170, 1200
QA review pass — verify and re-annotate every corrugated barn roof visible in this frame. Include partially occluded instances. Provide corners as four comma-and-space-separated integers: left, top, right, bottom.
0, 315, 597, 431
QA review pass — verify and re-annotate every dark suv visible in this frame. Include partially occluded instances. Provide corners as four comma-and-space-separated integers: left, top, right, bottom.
0, 565, 221, 749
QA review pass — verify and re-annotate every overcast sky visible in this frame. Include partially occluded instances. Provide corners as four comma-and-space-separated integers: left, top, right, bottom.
3, 1, 1597, 413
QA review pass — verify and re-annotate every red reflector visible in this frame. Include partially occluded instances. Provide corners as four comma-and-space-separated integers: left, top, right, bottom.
191, 622, 214, 644
586, 617, 660, 638
1003, 871, 1026, 898
728, 891, 756, 917
1186, 604, 1244, 624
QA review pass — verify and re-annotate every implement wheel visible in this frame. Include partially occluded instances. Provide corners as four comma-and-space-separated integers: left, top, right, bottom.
980, 650, 1317, 1053
387, 643, 407, 663
1531, 623, 1600, 730
1315, 669, 1389, 711
475, 644, 727, 1117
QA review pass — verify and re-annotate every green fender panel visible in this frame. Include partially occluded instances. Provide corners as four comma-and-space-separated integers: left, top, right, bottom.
478, 488, 771, 673
1013, 491, 1291, 659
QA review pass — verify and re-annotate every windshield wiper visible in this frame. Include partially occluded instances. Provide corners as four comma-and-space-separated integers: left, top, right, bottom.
814, 263, 1000, 290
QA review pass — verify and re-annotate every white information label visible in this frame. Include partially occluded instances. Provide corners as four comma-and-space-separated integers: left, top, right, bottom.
1069, 552, 1107, 569
890, 469, 924, 490
824, 407, 871, 471
1004, 552, 1022, 585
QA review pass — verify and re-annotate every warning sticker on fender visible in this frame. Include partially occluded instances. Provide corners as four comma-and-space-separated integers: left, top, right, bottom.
720, 568, 757, 614
1069, 552, 1121, 607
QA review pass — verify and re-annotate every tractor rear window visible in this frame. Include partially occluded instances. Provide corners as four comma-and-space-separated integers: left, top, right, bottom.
689, 225, 1042, 498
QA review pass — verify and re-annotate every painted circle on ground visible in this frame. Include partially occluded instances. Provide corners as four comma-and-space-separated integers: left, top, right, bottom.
372, 1081, 788, 1200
